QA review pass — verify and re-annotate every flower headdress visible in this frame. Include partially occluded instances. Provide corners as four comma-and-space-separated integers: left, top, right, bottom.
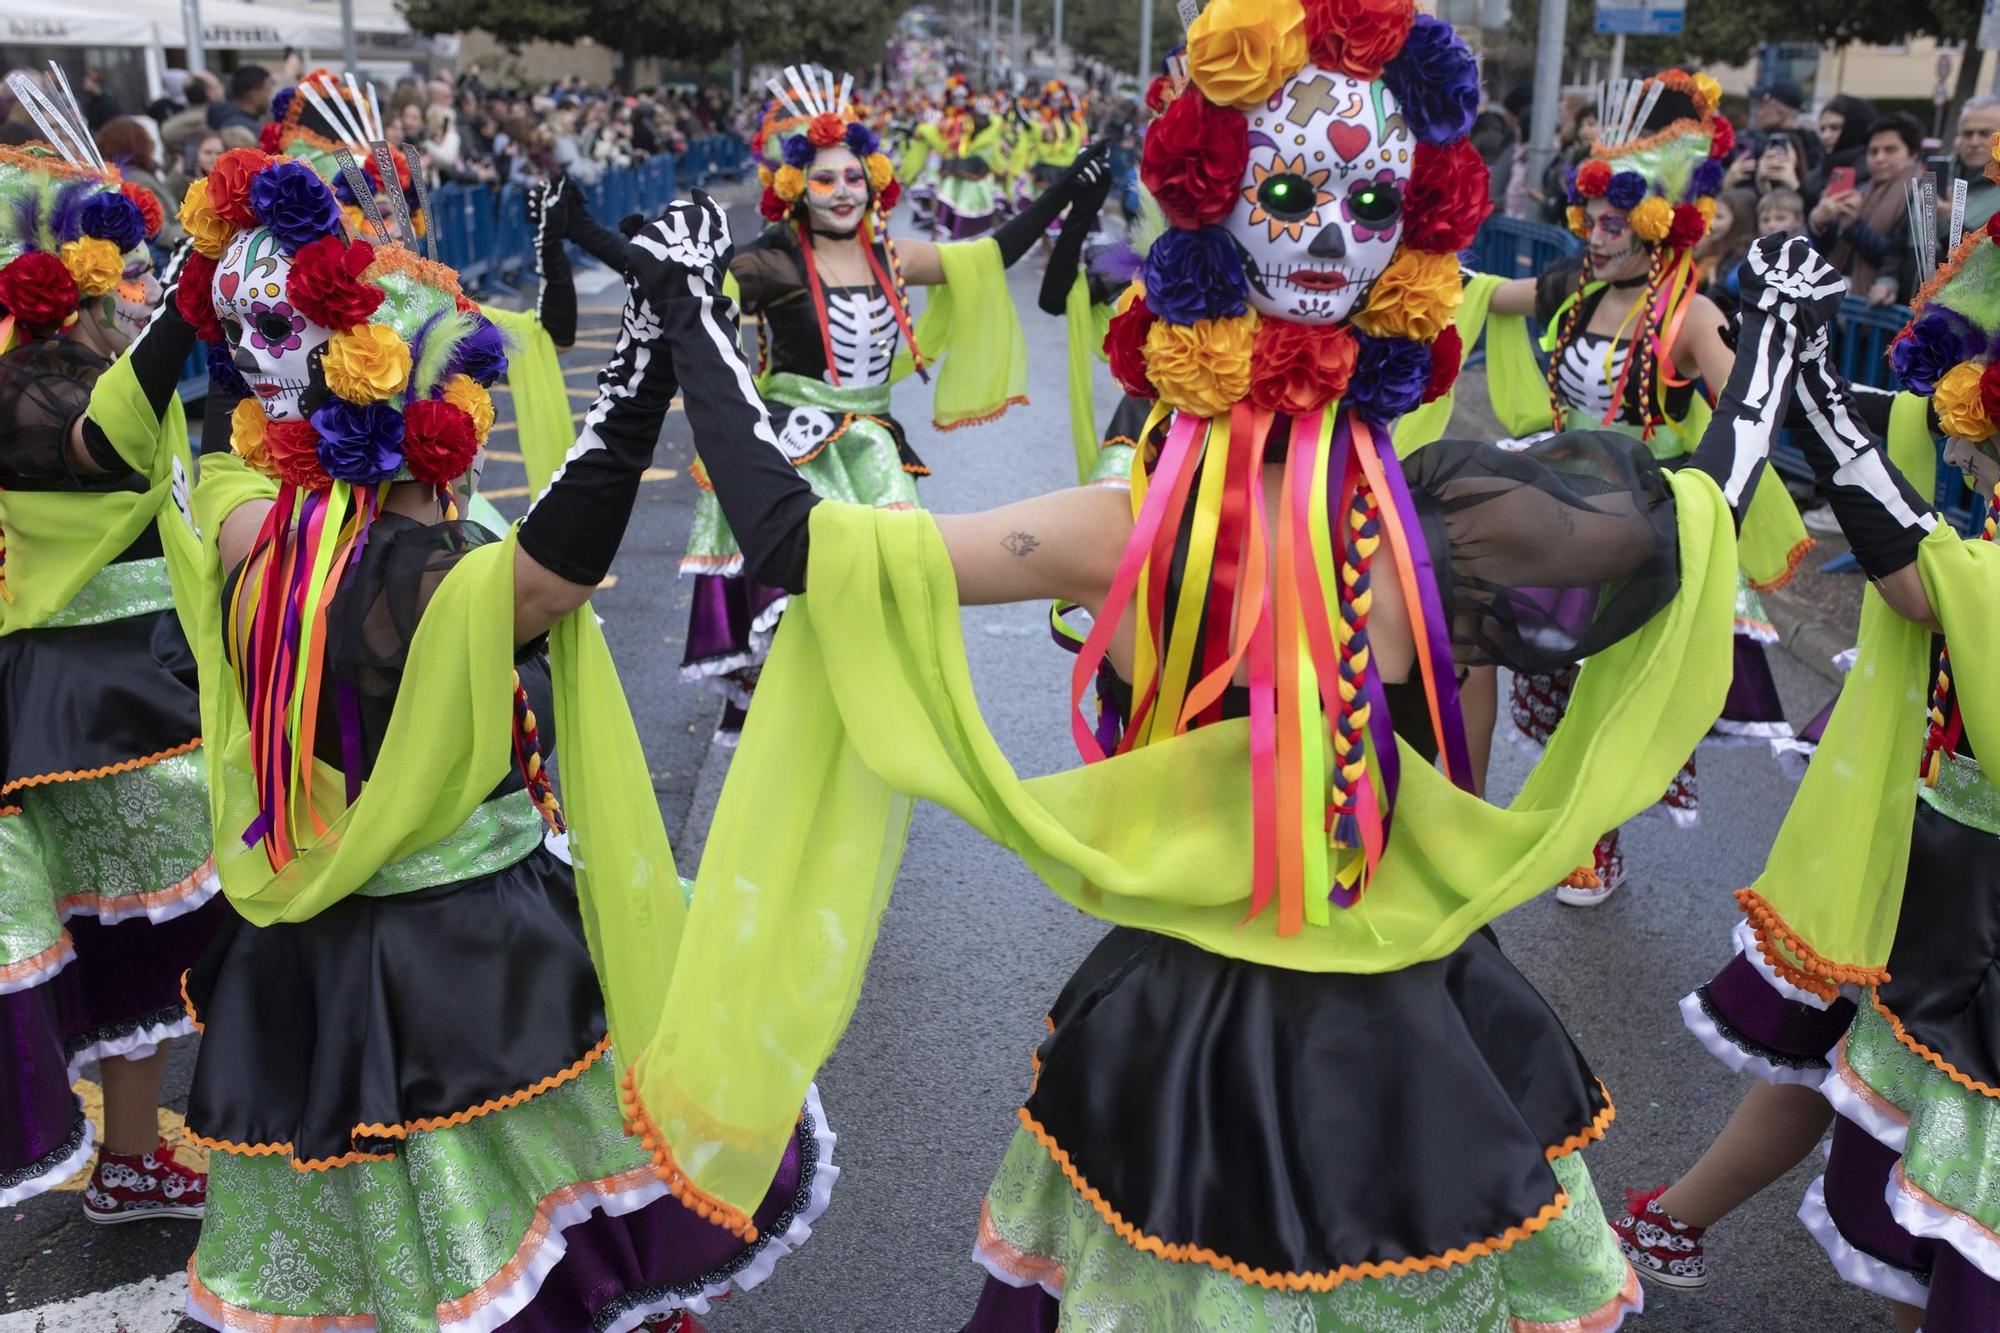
262, 69, 427, 244
0, 68, 164, 341
1551, 70, 1730, 436
1891, 132, 2000, 443
1074, 0, 1488, 930
1145, 45, 1192, 114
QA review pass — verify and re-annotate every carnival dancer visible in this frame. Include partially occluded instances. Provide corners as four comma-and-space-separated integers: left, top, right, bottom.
902, 74, 1009, 239
100, 144, 834, 1328
616, 9, 1845, 1329
0, 112, 217, 1219
671, 67, 1109, 743
1610, 189, 2000, 1332
1478, 71, 1810, 904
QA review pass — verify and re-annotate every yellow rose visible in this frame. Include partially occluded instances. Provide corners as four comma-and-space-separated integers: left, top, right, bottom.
230, 397, 274, 475
774, 165, 806, 201
1187, 0, 1309, 110
1143, 312, 1257, 418
59, 237, 122, 298
1628, 195, 1673, 244
1566, 205, 1588, 237
1353, 249, 1463, 342
323, 324, 412, 403
1936, 363, 1994, 442
443, 374, 495, 443
1692, 74, 1723, 112
179, 179, 233, 260
866, 153, 895, 192
1115, 280, 1147, 316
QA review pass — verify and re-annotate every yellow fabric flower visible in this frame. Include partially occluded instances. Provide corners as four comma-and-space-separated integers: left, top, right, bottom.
59, 237, 122, 298
443, 374, 495, 443
1566, 205, 1588, 237
230, 398, 274, 475
866, 153, 895, 192
1692, 74, 1723, 112
1698, 197, 1717, 224
1937, 363, 1994, 442
1629, 196, 1673, 244
774, 165, 806, 202
1115, 280, 1147, 316
412, 209, 427, 239
1353, 250, 1463, 342
179, 179, 233, 260
1187, 0, 1309, 109
758, 164, 774, 188
341, 204, 368, 238
323, 324, 412, 403
1143, 313, 1257, 418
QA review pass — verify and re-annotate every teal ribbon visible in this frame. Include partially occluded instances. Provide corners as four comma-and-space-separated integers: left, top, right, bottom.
38, 557, 176, 629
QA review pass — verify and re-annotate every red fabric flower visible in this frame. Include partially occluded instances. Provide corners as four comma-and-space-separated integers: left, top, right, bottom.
1708, 115, 1734, 161
0, 251, 78, 330
1248, 318, 1358, 415
1106, 297, 1158, 399
175, 251, 224, 342
207, 148, 278, 228
1141, 94, 1251, 230
1985, 211, 2000, 241
759, 186, 789, 222
1574, 160, 1612, 198
806, 113, 848, 148
286, 236, 383, 333
877, 178, 902, 212
1422, 326, 1462, 404
1981, 361, 2000, 425
259, 121, 287, 155
1402, 141, 1490, 253
751, 128, 769, 158
401, 398, 480, 484
264, 418, 330, 491
119, 181, 165, 239
455, 294, 480, 315
1145, 75, 1174, 114
1667, 202, 1707, 251
1303, 0, 1415, 80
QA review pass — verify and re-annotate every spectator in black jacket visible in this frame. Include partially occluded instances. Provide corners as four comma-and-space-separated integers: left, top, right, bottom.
1811, 111, 1925, 307
207, 65, 271, 135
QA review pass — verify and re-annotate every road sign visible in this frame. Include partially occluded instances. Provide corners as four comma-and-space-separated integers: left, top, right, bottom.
1594, 0, 1684, 36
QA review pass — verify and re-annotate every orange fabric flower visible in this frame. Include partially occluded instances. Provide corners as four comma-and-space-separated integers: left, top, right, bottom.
1352, 250, 1461, 341
806, 112, 848, 147
1248, 319, 1357, 414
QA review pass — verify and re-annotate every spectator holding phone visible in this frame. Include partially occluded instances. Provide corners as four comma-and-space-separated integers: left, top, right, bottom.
1805, 94, 1877, 204
1812, 111, 1925, 307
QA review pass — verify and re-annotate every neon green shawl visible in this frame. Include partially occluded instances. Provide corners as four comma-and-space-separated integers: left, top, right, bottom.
895, 237, 1030, 430
637, 470, 1735, 1227
1062, 274, 1116, 483
482, 305, 573, 475
1740, 394, 1978, 995
1392, 273, 1503, 453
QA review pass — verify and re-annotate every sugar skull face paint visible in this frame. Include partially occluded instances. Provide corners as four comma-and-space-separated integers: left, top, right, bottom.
1226, 64, 1415, 324
214, 226, 333, 421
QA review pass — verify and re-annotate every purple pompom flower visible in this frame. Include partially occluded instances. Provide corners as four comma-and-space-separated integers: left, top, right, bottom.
445, 317, 511, 385
311, 399, 406, 484
1381, 16, 1480, 145
782, 135, 817, 169
1893, 309, 1984, 396
249, 159, 344, 251
80, 193, 147, 252
1605, 172, 1649, 212
1139, 226, 1249, 325
1346, 332, 1432, 424
1688, 158, 1725, 199
845, 121, 880, 157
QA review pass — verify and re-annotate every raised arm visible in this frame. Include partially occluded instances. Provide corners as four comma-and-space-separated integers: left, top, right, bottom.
1487, 276, 1538, 317
73, 243, 200, 475
524, 178, 577, 349
897, 143, 1111, 286
1037, 152, 1115, 318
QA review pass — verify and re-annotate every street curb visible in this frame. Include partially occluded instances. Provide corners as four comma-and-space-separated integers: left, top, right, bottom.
1761, 583, 1854, 685
675, 728, 733, 869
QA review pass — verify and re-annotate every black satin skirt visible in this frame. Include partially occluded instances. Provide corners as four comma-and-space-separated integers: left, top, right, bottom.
1875, 798, 2000, 1087
182, 843, 609, 1165
1022, 925, 1610, 1280
0, 608, 200, 798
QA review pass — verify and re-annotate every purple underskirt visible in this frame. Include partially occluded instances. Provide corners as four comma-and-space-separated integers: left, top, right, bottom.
681, 572, 786, 678
1824, 1115, 2000, 1324
960, 1277, 1059, 1333
935, 202, 997, 240
1, 901, 222, 1185
1719, 635, 1787, 729
1697, 950, 1857, 1068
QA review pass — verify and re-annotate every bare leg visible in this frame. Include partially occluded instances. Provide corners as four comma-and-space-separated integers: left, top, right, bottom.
1656, 1081, 1832, 1228
1893, 1300, 1924, 1333
97, 1045, 170, 1155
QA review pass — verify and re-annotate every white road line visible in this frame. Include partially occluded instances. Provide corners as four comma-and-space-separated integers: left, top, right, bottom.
0, 1273, 187, 1332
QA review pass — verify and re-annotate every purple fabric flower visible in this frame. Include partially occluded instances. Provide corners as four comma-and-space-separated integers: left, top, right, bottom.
1605, 172, 1649, 211
1565, 171, 1585, 208
1892, 309, 1983, 396
270, 87, 296, 124
782, 135, 817, 169
445, 317, 510, 385
1347, 332, 1432, 424
207, 340, 252, 400
845, 122, 880, 157
1139, 226, 1248, 325
80, 193, 147, 252
311, 399, 406, 484
1688, 158, 1725, 199
250, 159, 343, 251
1381, 16, 1479, 145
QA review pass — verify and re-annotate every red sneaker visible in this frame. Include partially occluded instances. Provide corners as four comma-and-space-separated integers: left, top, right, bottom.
1555, 832, 1628, 907
1610, 1184, 1707, 1289
81, 1141, 205, 1224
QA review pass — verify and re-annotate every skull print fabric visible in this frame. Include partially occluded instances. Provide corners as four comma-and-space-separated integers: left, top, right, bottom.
214, 227, 333, 422
1228, 66, 1414, 325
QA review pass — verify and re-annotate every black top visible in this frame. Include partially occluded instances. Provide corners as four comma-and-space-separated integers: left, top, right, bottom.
730, 227, 898, 384
1536, 259, 1699, 427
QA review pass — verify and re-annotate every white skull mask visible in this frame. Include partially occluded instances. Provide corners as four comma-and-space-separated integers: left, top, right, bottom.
213, 227, 334, 421
1226, 65, 1416, 325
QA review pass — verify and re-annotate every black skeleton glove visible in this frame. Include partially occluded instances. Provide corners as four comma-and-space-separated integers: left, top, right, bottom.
992, 142, 1111, 269
525, 177, 578, 347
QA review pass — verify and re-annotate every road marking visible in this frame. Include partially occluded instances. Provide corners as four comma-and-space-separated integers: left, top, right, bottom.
478, 467, 676, 502
0, 1273, 189, 1330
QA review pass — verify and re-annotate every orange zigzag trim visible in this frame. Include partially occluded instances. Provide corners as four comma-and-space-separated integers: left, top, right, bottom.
1545, 1085, 1617, 1161
1, 737, 201, 800
1734, 887, 1887, 1002
1873, 992, 2000, 1101
1014, 1106, 1573, 1292
351, 1034, 613, 1139
179, 967, 203, 1033
934, 395, 1030, 432
1746, 537, 1813, 593
178, 1126, 394, 1172
618, 1064, 759, 1242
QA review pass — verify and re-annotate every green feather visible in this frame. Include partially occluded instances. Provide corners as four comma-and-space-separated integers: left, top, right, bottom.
413, 310, 475, 399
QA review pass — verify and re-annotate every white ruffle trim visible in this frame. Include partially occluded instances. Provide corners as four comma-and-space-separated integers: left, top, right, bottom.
1798, 1174, 1931, 1308
677, 596, 788, 708
1678, 989, 1827, 1088
1731, 919, 1839, 1009
0, 933, 76, 997
679, 555, 747, 579
1707, 718, 1796, 744
972, 1235, 1064, 1300
1771, 737, 1817, 784
1888, 1163, 2000, 1285
67, 1011, 197, 1083
1820, 1041, 1911, 1153
61, 861, 221, 927
0, 1116, 94, 1207
1734, 618, 1781, 645
1832, 647, 1859, 674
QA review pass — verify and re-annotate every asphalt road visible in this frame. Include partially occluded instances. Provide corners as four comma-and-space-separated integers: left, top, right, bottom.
3, 208, 1884, 1332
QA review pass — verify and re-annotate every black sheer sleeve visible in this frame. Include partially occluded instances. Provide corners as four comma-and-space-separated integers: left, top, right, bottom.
1534, 260, 1585, 326
1408, 432, 1681, 675
0, 341, 132, 490
1037, 153, 1113, 316
728, 233, 805, 318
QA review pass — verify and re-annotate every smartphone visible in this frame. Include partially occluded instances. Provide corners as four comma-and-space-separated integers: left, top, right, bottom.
1827, 165, 1857, 196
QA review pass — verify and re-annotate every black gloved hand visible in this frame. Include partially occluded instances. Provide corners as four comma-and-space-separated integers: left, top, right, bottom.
993, 141, 1112, 267
526, 176, 578, 345
1038, 149, 1115, 316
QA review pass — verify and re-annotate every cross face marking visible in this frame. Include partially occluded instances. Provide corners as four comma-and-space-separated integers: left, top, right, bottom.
1285, 75, 1341, 128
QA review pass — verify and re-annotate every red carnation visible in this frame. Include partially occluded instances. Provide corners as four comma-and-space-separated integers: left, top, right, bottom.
1402, 140, 1490, 253
286, 235, 383, 333
1248, 318, 1357, 416
175, 251, 224, 342
1708, 114, 1734, 161
1667, 202, 1707, 251
120, 181, 165, 239
759, 186, 788, 222
1141, 93, 1250, 230
806, 112, 847, 148
878, 178, 901, 212
1981, 361, 2000, 424
1145, 75, 1173, 114
207, 148, 278, 228
401, 398, 480, 484
1106, 296, 1158, 399
1987, 211, 2000, 241
0, 251, 78, 330
264, 418, 330, 491
1574, 159, 1612, 198
1422, 326, 1462, 404
259, 121, 286, 155
1303, 0, 1414, 80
